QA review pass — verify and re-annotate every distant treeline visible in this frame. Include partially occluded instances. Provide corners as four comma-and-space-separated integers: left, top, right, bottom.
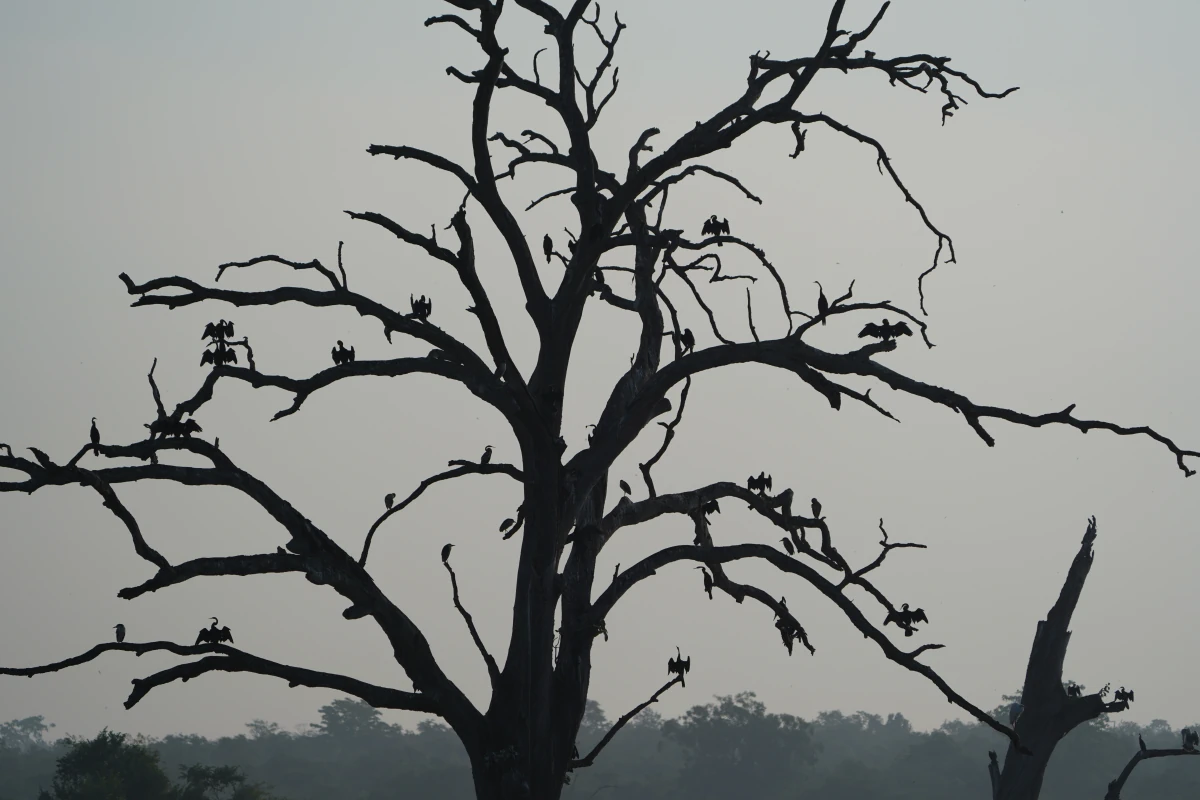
2, 692, 1198, 800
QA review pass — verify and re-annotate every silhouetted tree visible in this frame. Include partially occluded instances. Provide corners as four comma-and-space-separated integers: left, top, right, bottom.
988, 519, 1200, 800
662, 692, 817, 800
37, 730, 176, 800
2, 2, 1197, 799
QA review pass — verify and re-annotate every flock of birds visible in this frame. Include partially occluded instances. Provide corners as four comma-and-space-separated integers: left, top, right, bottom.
201, 320, 240, 367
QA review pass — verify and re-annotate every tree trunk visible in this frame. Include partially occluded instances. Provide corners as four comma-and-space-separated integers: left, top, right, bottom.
993, 519, 1123, 800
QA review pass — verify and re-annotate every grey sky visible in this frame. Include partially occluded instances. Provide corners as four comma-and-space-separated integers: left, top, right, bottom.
1, 0, 1198, 743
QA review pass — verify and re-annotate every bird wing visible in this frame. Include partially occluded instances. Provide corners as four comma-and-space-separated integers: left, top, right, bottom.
893, 321, 914, 336
883, 610, 898, 626
224, 321, 235, 338
702, 219, 714, 236
202, 323, 216, 339
911, 609, 929, 624
201, 351, 214, 366
227, 349, 238, 364
859, 322, 881, 338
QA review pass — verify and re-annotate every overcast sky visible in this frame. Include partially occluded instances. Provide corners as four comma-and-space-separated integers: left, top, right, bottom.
2, 0, 1199, 744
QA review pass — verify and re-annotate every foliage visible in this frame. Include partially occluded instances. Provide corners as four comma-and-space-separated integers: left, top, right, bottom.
7, 696, 1198, 800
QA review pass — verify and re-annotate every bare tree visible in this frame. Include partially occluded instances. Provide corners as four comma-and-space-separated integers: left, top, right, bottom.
2, 3, 1197, 799
986, 518, 1200, 800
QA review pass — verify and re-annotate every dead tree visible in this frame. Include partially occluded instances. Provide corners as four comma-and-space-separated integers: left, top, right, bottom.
2, 4, 1197, 800
988, 518, 1199, 800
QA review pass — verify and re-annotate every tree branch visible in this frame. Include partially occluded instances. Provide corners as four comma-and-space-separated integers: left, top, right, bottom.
360, 461, 523, 566
216, 253, 342, 291
587, 542, 1025, 750
443, 561, 501, 687
0, 640, 435, 712
569, 675, 683, 770
1105, 749, 1200, 799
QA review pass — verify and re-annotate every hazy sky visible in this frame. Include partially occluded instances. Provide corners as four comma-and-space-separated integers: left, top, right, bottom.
2, 0, 1199, 744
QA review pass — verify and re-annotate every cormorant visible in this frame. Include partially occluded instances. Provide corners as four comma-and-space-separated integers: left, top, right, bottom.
701, 215, 719, 239
811, 497, 822, 518
1139, 734, 1147, 752
858, 319, 914, 342
113, 624, 125, 643
90, 418, 100, 456
480, 445, 493, 465
543, 234, 553, 264
814, 282, 829, 325
619, 480, 631, 495
679, 328, 695, 353
441, 543, 454, 563
780, 537, 795, 556
695, 567, 713, 599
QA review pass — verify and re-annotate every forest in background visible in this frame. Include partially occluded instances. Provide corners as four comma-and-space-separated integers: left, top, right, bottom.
2, 692, 1197, 800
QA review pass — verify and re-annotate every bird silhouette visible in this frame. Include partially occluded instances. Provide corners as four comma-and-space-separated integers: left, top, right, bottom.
695, 567, 713, 599
619, 479, 631, 496
883, 603, 928, 636
811, 497, 822, 518
384, 493, 395, 509
858, 318, 914, 342
113, 624, 125, 643
331, 341, 356, 366
480, 445, 493, 465
814, 282, 829, 325
543, 234, 553, 264
780, 537, 795, 556
195, 617, 234, 646
441, 543, 454, 563
1139, 734, 1147, 752
678, 328, 695, 354
499, 518, 515, 532
89, 418, 100, 456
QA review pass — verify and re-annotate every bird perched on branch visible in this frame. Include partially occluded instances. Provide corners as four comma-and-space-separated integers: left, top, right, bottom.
780, 537, 795, 556
747, 472, 772, 494
814, 282, 829, 325
619, 479, 631, 496
1114, 686, 1135, 704
701, 499, 721, 517
811, 498, 823, 519
678, 328, 695, 354
441, 543, 454, 563
195, 617, 234, 646
384, 493, 395, 510
1065, 682, 1082, 698
701, 215, 731, 245
480, 445, 493, 465
113, 624, 125, 643
410, 294, 432, 321
89, 417, 100, 456
858, 318, 913, 342
543, 234, 553, 264
695, 566, 713, 599
331, 340, 355, 366
667, 647, 691, 685
1139, 734, 1147, 752
883, 603, 928, 636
